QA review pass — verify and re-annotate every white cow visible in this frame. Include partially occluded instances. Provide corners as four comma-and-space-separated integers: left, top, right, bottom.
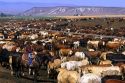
74, 52, 86, 59
19, 34, 29, 39
61, 58, 89, 71
39, 31, 48, 37
122, 51, 125, 55
87, 40, 100, 50
79, 73, 101, 83
0, 41, 6, 44
31, 40, 38, 44
73, 41, 80, 49
81, 66, 122, 77
29, 34, 38, 40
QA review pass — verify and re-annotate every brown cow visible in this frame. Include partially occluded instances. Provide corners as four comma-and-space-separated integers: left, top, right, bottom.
105, 79, 125, 83
85, 51, 102, 65
86, 51, 101, 57
47, 59, 61, 78
106, 41, 122, 52
59, 48, 73, 57
57, 68, 80, 83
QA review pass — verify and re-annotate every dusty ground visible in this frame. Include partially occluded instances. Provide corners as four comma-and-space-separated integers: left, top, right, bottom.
56, 15, 125, 19
0, 66, 57, 83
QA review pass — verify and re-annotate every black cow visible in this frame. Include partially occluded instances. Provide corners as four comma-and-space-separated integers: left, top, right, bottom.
106, 53, 125, 64
0, 49, 10, 68
9, 52, 22, 78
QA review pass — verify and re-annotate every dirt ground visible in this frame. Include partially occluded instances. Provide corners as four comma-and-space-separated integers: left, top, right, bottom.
0, 66, 57, 83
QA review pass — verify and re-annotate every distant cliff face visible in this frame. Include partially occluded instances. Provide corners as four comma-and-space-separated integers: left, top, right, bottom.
0, 1, 75, 15
20, 6, 125, 16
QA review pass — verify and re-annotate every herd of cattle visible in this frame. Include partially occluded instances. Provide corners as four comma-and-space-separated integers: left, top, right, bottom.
0, 17, 125, 83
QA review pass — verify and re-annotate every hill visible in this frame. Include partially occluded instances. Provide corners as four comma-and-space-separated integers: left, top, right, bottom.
20, 6, 125, 16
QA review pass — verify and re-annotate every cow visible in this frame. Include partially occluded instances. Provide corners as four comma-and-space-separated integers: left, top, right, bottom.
74, 51, 86, 59
105, 53, 125, 64
85, 51, 101, 65
87, 40, 105, 51
106, 41, 122, 52
105, 79, 125, 83
100, 51, 113, 60
87, 40, 99, 50
2, 41, 17, 52
101, 75, 123, 83
57, 68, 80, 83
122, 51, 125, 55
21, 51, 41, 82
61, 58, 89, 71
80, 65, 123, 77
9, 52, 22, 78
79, 73, 101, 83
73, 41, 80, 49
47, 59, 61, 78
0, 48, 10, 68
59, 48, 73, 62
99, 60, 112, 66
39, 31, 48, 38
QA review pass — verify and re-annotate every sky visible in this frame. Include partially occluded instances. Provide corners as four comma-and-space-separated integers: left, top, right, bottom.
0, 0, 125, 7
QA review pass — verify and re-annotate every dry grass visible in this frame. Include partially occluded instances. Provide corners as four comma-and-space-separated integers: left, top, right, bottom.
55, 15, 125, 19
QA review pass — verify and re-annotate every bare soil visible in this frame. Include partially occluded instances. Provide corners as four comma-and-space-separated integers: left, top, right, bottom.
0, 66, 57, 83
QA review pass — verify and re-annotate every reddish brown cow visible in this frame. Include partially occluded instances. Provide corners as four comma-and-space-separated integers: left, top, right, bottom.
86, 51, 101, 57
59, 48, 73, 57
85, 51, 102, 65
106, 41, 122, 51
105, 79, 125, 83
56, 44, 69, 49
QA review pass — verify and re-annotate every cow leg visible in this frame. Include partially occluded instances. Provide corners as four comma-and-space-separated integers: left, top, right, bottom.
21, 65, 25, 76
9, 56, 13, 76
33, 70, 35, 76
29, 68, 32, 75
88, 57, 92, 65
15, 65, 21, 78
96, 58, 100, 65
16, 70, 21, 78
0, 62, 2, 66
11, 71, 14, 76
10, 64, 14, 76
22, 72, 25, 76
47, 68, 50, 78
33, 69, 37, 83
0, 58, 2, 66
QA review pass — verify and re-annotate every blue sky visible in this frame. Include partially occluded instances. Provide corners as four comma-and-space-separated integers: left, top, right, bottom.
0, 0, 125, 7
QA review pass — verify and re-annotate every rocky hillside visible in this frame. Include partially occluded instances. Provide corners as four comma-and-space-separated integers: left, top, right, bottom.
20, 6, 125, 16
